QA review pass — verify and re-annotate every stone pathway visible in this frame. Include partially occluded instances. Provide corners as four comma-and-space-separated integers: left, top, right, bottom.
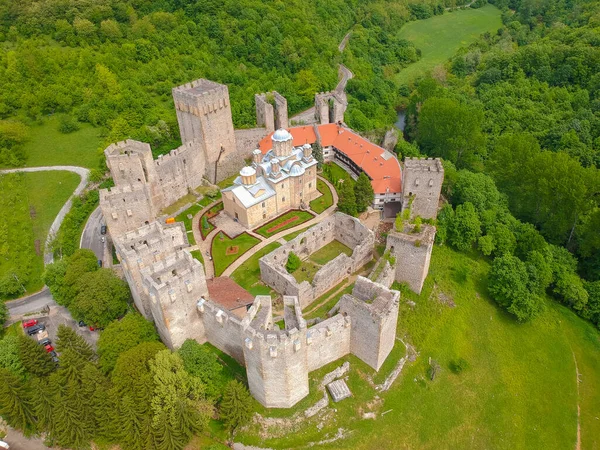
220, 176, 338, 277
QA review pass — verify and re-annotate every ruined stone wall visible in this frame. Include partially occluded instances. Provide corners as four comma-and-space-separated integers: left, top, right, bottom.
259, 213, 373, 308
306, 315, 351, 372
104, 140, 156, 187
142, 251, 208, 349
197, 299, 248, 363
369, 259, 395, 288
255, 94, 275, 133
402, 157, 444, 219
338, 277, 400, 371
234, 128, 269, 156
100, 184, 156, 237
386, 224, 435, 294
315, 92, 346, 124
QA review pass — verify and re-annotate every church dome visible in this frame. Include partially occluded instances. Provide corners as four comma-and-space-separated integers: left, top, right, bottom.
272, 128, 292, 142
289, 164, 306, 177
240, 166, 256, 177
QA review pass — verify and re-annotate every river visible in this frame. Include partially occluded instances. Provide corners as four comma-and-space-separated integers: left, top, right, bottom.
395, 110, 406, 131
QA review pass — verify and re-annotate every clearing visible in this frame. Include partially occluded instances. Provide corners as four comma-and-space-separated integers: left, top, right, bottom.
396, 5, 502, 85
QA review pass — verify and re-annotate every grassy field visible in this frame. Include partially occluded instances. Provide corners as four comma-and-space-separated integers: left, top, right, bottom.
309, 178, 334, 214
0, 171, 81, 297
230, 242, 281, 297
396, 5, 502, 85
19, 116, 103, 169
309, 240, 352, 265
237, 245, 600, 449
254, 210, 314, 238
291, 260, 320, 284
211, 232, 260, 276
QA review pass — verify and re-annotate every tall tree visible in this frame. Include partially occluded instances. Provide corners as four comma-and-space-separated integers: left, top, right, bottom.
0, 335, 24, 376
178, 339, 224, 399
354, 172, 375, 213
17, 334, 55, 377
337, 180, 357, 216
220, 380, 253, 437
0, 368, 35, 432
447, 202, 481, 252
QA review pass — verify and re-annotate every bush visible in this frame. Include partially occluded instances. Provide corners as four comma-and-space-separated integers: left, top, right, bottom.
286, 252, 301, 273
449, 358, 468, 374
58, 115, 80, 133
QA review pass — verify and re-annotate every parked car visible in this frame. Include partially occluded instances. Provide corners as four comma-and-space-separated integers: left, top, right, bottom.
22, 319, 38, 328
101, 225, 107, 235
0, 439, 10, 449
39, 338, 51, 346
98, 259, 103, 268
26, 324, 45, 335
101, 236, 106, 243
78, 320, 87, 327
44, 344, 55, 353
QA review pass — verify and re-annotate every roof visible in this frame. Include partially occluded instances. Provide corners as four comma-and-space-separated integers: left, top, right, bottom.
207, 277, 254, 314
259, 124, 402, 194
222, 176, 276, 208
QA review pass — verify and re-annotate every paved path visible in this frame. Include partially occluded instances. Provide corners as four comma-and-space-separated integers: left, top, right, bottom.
80, 206, 106, 262
221, 176, 338, 277
5, 286, 54, 319
0, 165, 90, 264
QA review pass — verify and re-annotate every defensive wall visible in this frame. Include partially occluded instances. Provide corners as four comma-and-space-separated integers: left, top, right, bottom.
258, 213, 374, 308
386, 224, 436, 294
196, 277, 399, 408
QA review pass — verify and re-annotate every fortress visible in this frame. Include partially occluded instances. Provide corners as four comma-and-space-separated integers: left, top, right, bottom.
101, 77, 444, 408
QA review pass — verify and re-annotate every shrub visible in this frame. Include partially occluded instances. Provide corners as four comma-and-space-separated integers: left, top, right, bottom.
450, 358, 468, 374
286, 252, 301, 273
58, 115, 80, 133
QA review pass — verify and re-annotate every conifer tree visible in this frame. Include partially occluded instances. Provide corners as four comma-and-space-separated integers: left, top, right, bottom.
55, 325, 94, 364
30, 377, 56, 434
51, 379, 92, 449
17, 334, 55, 377
337, 180, 357, 216
0, 368, 36, 432
119, 395, 145, 450
312, 142, 324, 167
220, 380, 253, 436
354, 172, 374, 213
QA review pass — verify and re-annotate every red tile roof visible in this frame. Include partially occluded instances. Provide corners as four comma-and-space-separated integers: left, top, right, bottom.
258, 124, 402, 195
207, 277, 254, 313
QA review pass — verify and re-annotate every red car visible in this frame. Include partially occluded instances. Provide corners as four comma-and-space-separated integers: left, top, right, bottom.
22, 319, 38, 328
44, 344, 54, 353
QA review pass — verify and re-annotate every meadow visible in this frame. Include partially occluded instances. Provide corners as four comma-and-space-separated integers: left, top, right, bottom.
395, 5, 503, 85
237, 245, 600, 449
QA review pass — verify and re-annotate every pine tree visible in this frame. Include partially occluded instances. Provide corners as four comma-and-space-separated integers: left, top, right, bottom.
219, 380, 252, 436
0, 368, 36, 432
51, 379, 91, 449
30, 377, 56, 435
337, 180, 357, 216
119, 395, 145, 450
17, 334, 55, 377
56, 325, 94, 364
312, 142, 324, 167
354, 172, 374, 213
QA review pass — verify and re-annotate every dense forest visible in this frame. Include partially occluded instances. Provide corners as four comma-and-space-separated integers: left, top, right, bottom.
400, 0, 600, 325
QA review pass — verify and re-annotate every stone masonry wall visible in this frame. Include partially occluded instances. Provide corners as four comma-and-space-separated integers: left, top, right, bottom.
402, 157, 444, 220
100, 184, 156, 237
386, 224, 436, 294
234, 128, 270, 156
306, 314, 351, 372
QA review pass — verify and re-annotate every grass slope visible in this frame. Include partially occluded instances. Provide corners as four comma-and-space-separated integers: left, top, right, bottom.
309, 178, 334, 214
20, 116, 103, 169
238, 245, 600, 449
396, 5, 502, 85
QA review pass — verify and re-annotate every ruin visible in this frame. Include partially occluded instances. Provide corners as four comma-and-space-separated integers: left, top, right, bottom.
402, 157, 444, 220
259, 213, 374, 308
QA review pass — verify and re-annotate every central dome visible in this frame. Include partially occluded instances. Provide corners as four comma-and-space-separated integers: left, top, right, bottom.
272, 128, 292, 142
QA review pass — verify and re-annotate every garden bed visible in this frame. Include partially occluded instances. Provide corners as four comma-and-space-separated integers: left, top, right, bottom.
254, 210, 314, 238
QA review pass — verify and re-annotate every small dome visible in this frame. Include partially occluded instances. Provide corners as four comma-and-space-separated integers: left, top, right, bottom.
240, 166, 256, 177
289, 164, 306, 176
302, 143, 311, 149
272, 128, 292, 142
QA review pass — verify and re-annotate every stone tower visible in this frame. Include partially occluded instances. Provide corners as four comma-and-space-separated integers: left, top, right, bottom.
255, 92, 289, 133
141, 250, 208, 349
99, 185, 156, 237
386, 224, 436, 294
315, 92, 346, 124
172, 79, 239, 183
402, 157, 444, 219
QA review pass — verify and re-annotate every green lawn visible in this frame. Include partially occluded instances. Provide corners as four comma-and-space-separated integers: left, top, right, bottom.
395, 5, 502, 85
230, 242, 281, 296
211, 232, 260, 276
237, 245, 600, 449
282, 226, 311, 242
291, 260, 321, 284
309, 178, 334, 214
254, 210, 314, 238
190, 249, 204, 266
303, 282, 354, 321
322, 162, 355, 201
19, 116, 103, 169
309, 240, 352, 265
0, 171, 81, 297
199, 202, 224, 239
162, 193, 197, 217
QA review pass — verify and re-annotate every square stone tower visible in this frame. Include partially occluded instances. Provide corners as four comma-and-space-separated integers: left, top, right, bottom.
402, 157, 444, 219
172, 79, 238, 183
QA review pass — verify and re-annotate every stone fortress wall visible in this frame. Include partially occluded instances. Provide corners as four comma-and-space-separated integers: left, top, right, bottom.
402, 157, 444, 220
259, 213, 374, 308
197, 277, 399, 408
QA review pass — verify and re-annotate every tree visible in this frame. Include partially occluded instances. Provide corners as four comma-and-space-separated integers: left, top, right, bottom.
55, 325, 94, 376
202, 215, 209, 230
0, 335, 24, 376
488, 255, 543, 321
0, 301, 7, 331
97, 313, 158, 374
0, 368, 35, 432
178, 339, 224, 398
337, 180, 357, 216
70, 269, 130, 328
447, 202, 481, 251
354, 172, 374, 213
286, 252, 301, 273
417, 97, 485, 168
150, 350, 213, 450
451, 170, 502, 213
312, 142, 324, 167
220, 380, 253, 436
17, 334, 55, 377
